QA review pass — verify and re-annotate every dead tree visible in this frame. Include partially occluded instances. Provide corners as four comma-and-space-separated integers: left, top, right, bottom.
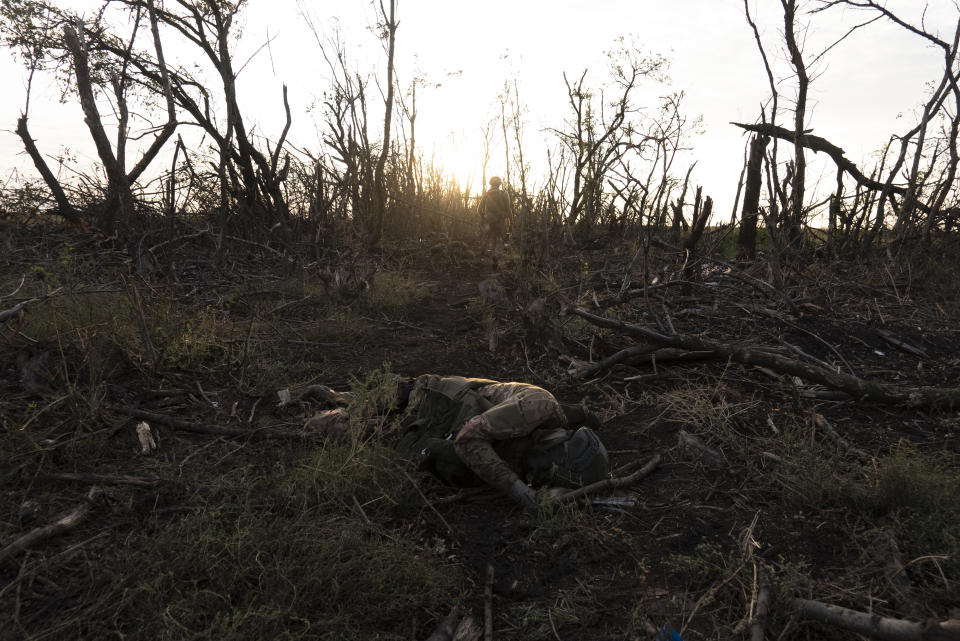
4, 1, 175, 232
737, 135, 769, 258
509, 81, 533, 261
370, 0, 397, 246
553, 47, 667, 231
314, 28, 374, 226
781, 0, 809, 246
680, 187, 713, 288
61, 3, 176, 234
15, 115, 82, 225
3, 3, 80, 223
810, 1, 960, 250
133, 0, 291, 228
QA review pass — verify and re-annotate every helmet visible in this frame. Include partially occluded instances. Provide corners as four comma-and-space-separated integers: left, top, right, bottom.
489, 176, 502, 187
523, 427, 609, 488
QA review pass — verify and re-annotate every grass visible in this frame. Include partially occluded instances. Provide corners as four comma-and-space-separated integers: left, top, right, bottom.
6, 226, 960, 640
2, 382, 461, 641
1, 254, 463, 641
105, 464, 460, 640
785, 441, 960, 610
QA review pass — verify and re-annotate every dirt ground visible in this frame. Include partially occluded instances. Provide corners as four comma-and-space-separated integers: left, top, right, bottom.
1, 228, 959, 640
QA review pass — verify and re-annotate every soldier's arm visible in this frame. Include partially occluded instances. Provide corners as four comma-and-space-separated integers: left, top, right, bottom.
453, 386, 564, 506
454, 415, 535, 505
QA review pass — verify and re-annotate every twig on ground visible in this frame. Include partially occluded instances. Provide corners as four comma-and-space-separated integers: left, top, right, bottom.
682, 561, 746, 636
195, 381, 217, 408
485, 564, 494, 641
883, 530, 923, 620
1, 275, 25, 300
423, 606, 463, 641
247, 397, 261, 424
553, 453, 662, 504
782, 340, 837, 372
548, 609, 563, 641
0, 299, 37, 324
751, 564, 770, 641
351, 495, 373, 525
567, 307, 960, 409
0, 487, 100, 566
41, 473, 164, 487
148, 227, 212, 254
813, 414, 871, 460
876, 328, 929, 359
677, 430, 725, 467
573, 346, 715, 379
399, 467, 453, 534
108, 406, 309, 441
224, 234, 284, 257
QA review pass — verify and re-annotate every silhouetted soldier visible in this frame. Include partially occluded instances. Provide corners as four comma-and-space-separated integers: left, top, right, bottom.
477, 176, 512, 269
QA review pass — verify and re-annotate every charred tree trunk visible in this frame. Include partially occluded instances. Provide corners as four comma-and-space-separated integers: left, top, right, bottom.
14, 116, 82, 225
63, 24, 136, 234
737, 134, 769, 259
371, 0, 397, 247
782, 0, 808, 247
681, 188, 712, 294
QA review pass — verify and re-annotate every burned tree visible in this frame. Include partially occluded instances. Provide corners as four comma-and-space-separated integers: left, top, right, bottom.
370, 0, 397, 247
737, 0, 960, 257
3, 0, 176, 233
737, 134, 769, 258
552, 45, 668, 233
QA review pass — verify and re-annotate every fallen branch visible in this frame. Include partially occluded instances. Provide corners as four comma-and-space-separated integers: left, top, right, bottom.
573, 346, 715, 379
813, 414, 871, 460
568, 307, 960, 410
732, 122, 922, 208
876, 329, 929, 359
108, 406, 311, 441
400, 467, 453, 534
485, 564, 494, 641
883, 530, 923, 620
1, 275, 25, 300
751, 565, 770, 641
677, 430, 725, 467
424, 605, 464, 641
598, 279, 702, 308
41, 472, 165, 487
790, 598, 960, 641
554, 453, 662, 504
0, 298, 38, 324
0, 486, 100, 566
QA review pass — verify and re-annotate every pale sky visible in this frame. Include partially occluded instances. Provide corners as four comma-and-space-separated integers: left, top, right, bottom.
1, 0, 957, 215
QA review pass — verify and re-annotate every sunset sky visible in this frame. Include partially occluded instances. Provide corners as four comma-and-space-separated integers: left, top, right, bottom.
1, 0, 957, 214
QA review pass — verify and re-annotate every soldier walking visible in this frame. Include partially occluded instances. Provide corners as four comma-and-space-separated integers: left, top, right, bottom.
477, 176, 512, 269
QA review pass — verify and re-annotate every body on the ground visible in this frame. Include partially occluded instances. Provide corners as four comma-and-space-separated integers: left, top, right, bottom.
307, 374, 609, 505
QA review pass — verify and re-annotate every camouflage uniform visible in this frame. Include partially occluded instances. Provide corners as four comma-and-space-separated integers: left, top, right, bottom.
314, 374, 604, 504
451, 380, 568, 493
477, 186, 512, 261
